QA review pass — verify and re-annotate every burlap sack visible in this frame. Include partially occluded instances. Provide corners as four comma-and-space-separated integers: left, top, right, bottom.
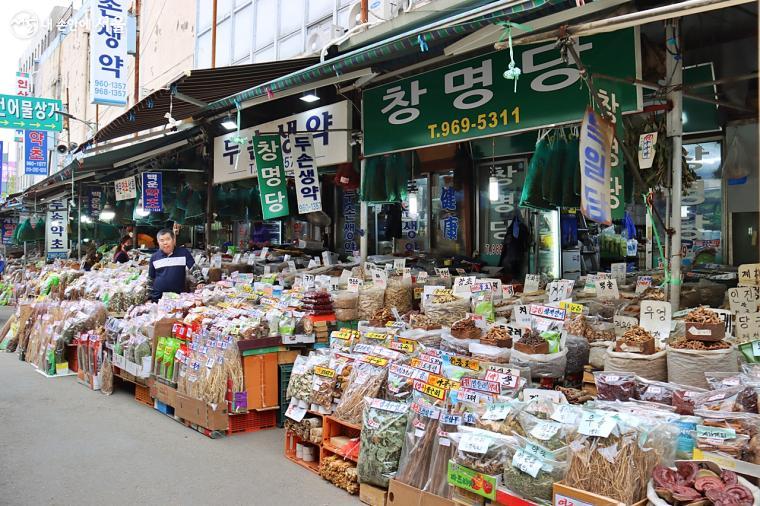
605, 346, 667, 381
666, 346, 738, 389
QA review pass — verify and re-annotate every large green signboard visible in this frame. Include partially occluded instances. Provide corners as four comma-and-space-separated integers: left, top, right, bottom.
363, 29, 641, 156
0, 94, 63, 131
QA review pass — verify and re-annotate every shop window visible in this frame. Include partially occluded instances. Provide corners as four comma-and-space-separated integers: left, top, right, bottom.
431, 171, 466, 256
682, 141, 723, 264
233, 5, 253, 62
398, 178, 429, 254
214, 19, 232, 67
255, 0, 276, 49
476, 160, 526, 266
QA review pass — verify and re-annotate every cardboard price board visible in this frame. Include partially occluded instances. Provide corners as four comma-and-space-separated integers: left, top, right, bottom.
524, 274, 541, 293
447, 461, 497, 500
635, 276, 653, 295
640, 300, 671, 341
728, 287, 759, 313
708, 308, 734, 337
735, 312, 760, 341
738, 263, 760, 286
610, 263, 626, 285
613, 315, 638, 336
594, 278, 619, 300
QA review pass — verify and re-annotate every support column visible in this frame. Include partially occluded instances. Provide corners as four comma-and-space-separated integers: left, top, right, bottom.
665, 20, 683, 309
359, 157, 368, 262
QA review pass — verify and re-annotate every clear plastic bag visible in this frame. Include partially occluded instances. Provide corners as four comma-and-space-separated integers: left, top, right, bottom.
469, 342, 511, 364
593, 371, 638, 401
357, 397, 410, 488
333, 290, 358, 310
563, 332, 589, 376
449, 426, 515, 476
385, 363, 416, 402
424, 411, 463, 498
333, 361, 387, 424
504, 435, 569, 505
358, 286, 386, 321
509, 348, 568, 382
474, 399, 524, 436
311, 366, 337, 411
517, 411, 575, 451
423, 296, 470, 327
440, 331, 476, 356
396, 393, 443, 489
385, 276, 412, 314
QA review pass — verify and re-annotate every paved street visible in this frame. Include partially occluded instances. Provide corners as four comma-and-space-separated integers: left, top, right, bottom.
0, 351, 357, 506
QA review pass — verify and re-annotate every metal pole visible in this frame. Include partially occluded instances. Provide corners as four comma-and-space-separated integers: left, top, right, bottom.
665, 20, 683, 309
77, 188, 82, 259
359, 158, 368, 262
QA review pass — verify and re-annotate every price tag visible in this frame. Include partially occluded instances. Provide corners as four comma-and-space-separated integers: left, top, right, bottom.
393, 258, 406, 273
302, 274, 315, 288
259, 247, 269, 259
481, 403, 511, 421
449, 356, 479, 371
287, 260, 297, 272
524, 441, 555, 461
502, 285, 515, 298
512, 449, 543, 478
696, 425, 736, 440
729, 287, 759, 313
546, 281, 563, 303
285, 398, 307, 422
413, 379, 446, 400
640, 300, 671, 341
211, 254, 222, 268
529, 304, 567, 321
559, 301, 584, 317
579, 411, 616, 437
514, 305, 532, 327
485, 369, 519, 390
595, 278, 619, 300
321, 251, 333, 266
435, 268, 451, 280
611, 263, 627, 285
752, 340, 760, 357
522, 388, 566, 404
347, 277, 363, 293
314, 366, 336, 378
524, 274, 540, 293
416, 271, 429, 282
613, 315, 639, 336
313, 256, 322, 266
453, 276, 476, 295
372, 270, 388, 289
738, 263, 760, 286
458, 433, 491, 454
551, 404, 580, 424
530, 421, 561, 441
635, 276, 653, 294
736, 313, 760, 341
233, 253, 241, 264
456, 268, 466, 276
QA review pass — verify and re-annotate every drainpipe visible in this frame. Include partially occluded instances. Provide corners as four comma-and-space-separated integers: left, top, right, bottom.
665, 20, 683, 309
211, 0, 218, 69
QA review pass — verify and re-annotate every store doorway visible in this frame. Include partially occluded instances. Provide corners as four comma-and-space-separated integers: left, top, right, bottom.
731, 212, 760, 264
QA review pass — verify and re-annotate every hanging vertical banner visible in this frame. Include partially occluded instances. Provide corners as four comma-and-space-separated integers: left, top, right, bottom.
24, 130, 47, 175
596, 83, 626, 220
1, 217, 16, 245
579, 108, 614, 225
90, 1, 128, 106
142, 172, 163, 212
289, 133, 322, 214
46, 199, 68, 260
342, 189, 358, 255
251, 135, 289, 220
638, 132, 658, 170
87, 187, 103, 217
15, 71, 31, 143
114, 175, 137, 201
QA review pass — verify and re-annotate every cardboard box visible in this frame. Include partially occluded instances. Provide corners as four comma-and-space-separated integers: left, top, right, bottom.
150, 381, 178, 408
553, 482, 647, 506
175, 392, 228, 431
685, 322, 725, 342
360, 483, 388, 506
277, 350, 301, 364
387, 479, 455, 506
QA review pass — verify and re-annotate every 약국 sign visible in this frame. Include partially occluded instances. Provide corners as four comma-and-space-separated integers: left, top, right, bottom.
580, 108, 614, 225
90, 0, 128, 106
142, 172, 163, 212
251, 135, 289, 220
213, 101, 351, 184
289, 133, 322, 214
24, 130, 48, 175
362, 29, 640, 156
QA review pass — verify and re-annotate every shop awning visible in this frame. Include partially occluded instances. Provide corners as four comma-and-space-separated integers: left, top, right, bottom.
23, 127, 203, 198
87, 57, 320, 145
204, 0, 578, 112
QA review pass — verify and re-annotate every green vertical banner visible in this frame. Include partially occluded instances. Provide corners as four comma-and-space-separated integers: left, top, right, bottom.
595, 81, 626, 221
251, 135, 290, 220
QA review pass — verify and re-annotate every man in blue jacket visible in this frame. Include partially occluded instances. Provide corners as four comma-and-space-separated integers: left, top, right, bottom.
148, 228, 203, 302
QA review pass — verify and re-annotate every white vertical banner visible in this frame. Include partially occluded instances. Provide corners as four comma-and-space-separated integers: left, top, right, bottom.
90, 1, 128, 106
289, 133, 322, 214
46, 198, 68, 260
114, 175, 137, 201
579, 107, 614, 225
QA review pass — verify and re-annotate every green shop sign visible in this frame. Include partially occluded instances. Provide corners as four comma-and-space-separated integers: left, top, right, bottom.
251, 135, 290, 220
0, 94, 63, 131
447, 460, 498, 500
363, 29, 641, 156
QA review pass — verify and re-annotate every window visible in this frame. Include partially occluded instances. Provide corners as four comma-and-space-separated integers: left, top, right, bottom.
683, 141, 723, 264
280, 0, 304, 36
279, 33, 303, 59
477, 159, 526, 266
431, 171, 466, 256
255, 0, 276, 49
233, 5, 252, 62
196, 31, 212, 69
307, 0, 333, 23
197, 0, 213, 31
254, 45, 275, 63
215, 19, 232, 67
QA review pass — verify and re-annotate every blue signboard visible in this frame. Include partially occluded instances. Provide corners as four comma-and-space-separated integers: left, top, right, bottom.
24, 130, 47, 175
142, 172, 163, 212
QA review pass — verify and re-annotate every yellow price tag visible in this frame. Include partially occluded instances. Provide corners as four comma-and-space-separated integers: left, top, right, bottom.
362, 355, 389, 367
426, 374, 460, 391
364, 332, 388, 341
559, 301, 584, 315
450, 356, 479, 371
413, 380, 446, 400
389, 341, 415, 353
314, 366, 336, 378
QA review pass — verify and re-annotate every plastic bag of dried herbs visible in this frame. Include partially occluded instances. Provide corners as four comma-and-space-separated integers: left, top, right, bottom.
357, 397, 410, 488
311, 363, 337, 412
396, 393, 443, 489
333, 361, 388, 425
503, 435, 568, 505
474, 398, 525, 436
385, 363, 419, 402
423, 410, 463, 498
516, 411, 576, 451
448, 426, 516, 476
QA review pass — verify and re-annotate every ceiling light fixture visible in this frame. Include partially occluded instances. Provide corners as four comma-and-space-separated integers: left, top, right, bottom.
300, 91, 320, 103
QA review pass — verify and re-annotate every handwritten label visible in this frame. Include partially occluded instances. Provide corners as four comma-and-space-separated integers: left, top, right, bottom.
595, 278, 619, 300
738, 263, 760, 286
410, 358, 442, 375
524, 274, 540, 293
372, 270, 388, 289
413, 379, 446, 400
502, 285, 515, 298
729, 287, 759, 313
697, 425, 736, 440
578, 411, 616, 437
529, 304, 567, 321
347, 277, 363, 293
460, 377, 501, 394
435, 268, 451, 280
512, 449, 543, 478
640, 300, 671, 341
559, 301, 584, 316
285, 398, 307, 422
613, 315, 639, 336
611, 263, 627, 285
449, 356, 480, 371
459, 433, 491, 454
735, 313, 760, 340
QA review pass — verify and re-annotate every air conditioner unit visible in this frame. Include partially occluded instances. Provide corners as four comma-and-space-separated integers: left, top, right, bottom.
368, 0, 403, 23
305, 24, 344, 55
347, 1, 364, 30
403, 0, 432, 13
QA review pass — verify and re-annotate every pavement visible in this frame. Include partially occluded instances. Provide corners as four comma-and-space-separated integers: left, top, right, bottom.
0, 343, 359, 505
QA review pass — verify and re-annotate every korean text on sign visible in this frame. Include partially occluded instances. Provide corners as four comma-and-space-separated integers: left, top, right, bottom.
90, 0, 128, 106
579, 107, 614, 225
142, 172, 163, 212
46, 199, 68, 260
289, 134, 322, 214
24, 130, 48, 175
251, 135, 290, 220
0, 94, 62, 131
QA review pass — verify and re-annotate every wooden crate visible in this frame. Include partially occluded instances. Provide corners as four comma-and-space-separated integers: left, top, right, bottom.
285, 430, 321, 475
321, 415, 361, 462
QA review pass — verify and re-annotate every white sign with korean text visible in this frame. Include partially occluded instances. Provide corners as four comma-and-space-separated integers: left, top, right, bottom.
213, 101, 351, 184
735, 312, 760, 341
729, 287, 759, 314
90, 1, 128, 106
640, 300, 671, 341
46, 199, 68, 260
524, 274, 540, 293
579, 108, 614, 225
114, 176, 137, 201
611, 263, 626, 285
594, 278, 619, 300
289, 133, 322, 214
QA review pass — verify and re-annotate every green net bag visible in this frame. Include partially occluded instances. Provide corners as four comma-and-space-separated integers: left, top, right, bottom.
520, 136, 553, 211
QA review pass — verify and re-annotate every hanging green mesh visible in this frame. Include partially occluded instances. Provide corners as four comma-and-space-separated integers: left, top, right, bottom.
15, 219, 34, 243
169, 205, 185, 225
34, 218, 46, 241
247, 188, 262, 221
541, 134, 565, 208
96, 222, 120, 241
185, 190, 204, 219
520, 137, 554, 211
561, 135, 581, 208
361, 152, 413, 204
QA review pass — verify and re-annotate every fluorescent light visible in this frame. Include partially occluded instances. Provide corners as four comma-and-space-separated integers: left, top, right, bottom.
80, 215, 92, 224
99, 204, 116, 221
300, 92, 320, 103
408, 192, 418, 217
489, 176, 499, 202
135, 199, 150, 217
221, 119, 237, 131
